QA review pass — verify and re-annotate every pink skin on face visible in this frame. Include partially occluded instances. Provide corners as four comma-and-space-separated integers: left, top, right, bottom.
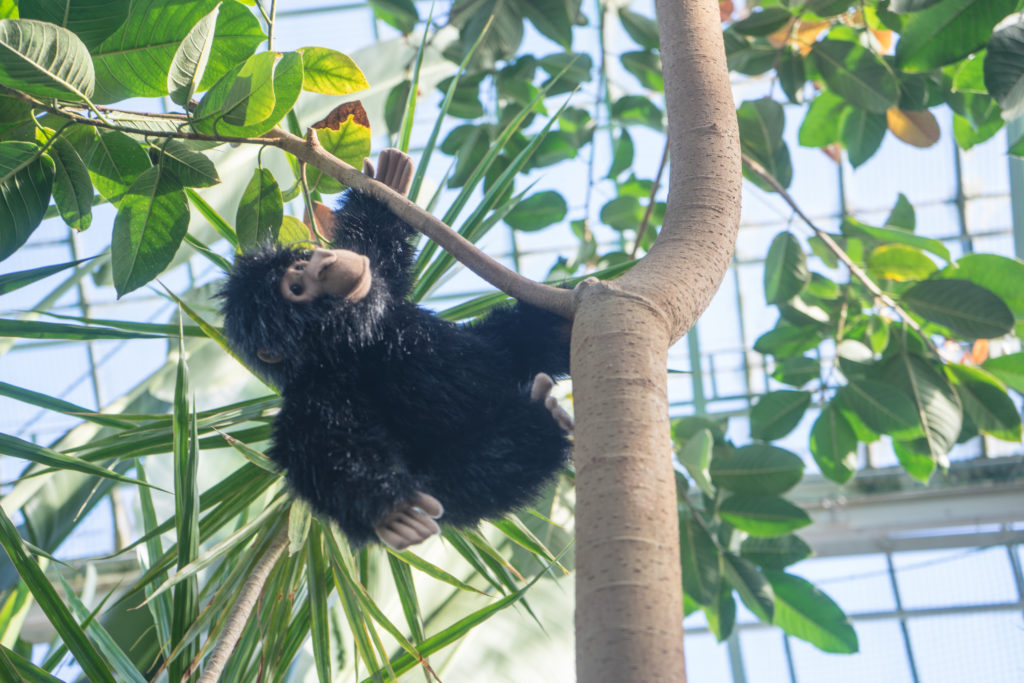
279, 248, 372, 304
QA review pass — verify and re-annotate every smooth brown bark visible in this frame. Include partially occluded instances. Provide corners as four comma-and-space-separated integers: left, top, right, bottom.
572, 0, 741, 679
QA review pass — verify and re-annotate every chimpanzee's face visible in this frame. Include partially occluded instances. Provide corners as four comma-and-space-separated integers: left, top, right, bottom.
279, 247, 372, 304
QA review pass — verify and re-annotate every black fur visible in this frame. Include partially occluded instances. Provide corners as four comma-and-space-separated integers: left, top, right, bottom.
220, 190, 571, 545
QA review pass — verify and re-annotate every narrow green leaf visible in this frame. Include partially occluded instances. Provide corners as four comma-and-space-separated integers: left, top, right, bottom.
59, 577, 146, 683
0, 141, 54, 261
750, 390, 811, 441
236, 168, 283, 249
389, 549, 485, 595
812, 39, 899, 113
0, 506, 116, 683
741, 535, 812, 570
0, 433, 162, 488
0, 257, 89, 296
306, 525, 333, 681
679, 509, 721, 606
167, 3, 221, 106
135, 463, 172, 659
765, 570, 858, 653
186, 187, 237, 248
111, 166, 190, 296
0, 318, 163, 340
764, 231, 809, 304
0, 18, 94, 100
710, 444, 805, 495
0, 643, 62, 682
901, 279, 1015, 339
809, 402, 857, 484
719, 495, 812, 537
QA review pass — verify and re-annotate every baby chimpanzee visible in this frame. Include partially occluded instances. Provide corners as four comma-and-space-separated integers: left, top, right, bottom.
220, 149, 572, 549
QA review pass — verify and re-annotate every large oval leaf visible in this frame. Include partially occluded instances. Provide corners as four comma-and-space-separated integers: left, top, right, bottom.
879, 351, 962, 460
939, 253, 1024, 318
840, 107, 886, 168
193, 51, 302, 138
678, 508, 721, 606
299, 46, 369, 95
722, 553, 774, 624
868, 244, 937, 282
167, 3, 220, 106
945, 364, 1022, 441
897, 0, 1017, 73
505, 191, 567, 231
740, 535, 812, 570
836, 379, 921, 439
809, 402, 857, 484
20, 0, 130, 50
764, 231, 809, 304
764, 571, 858, 654
75, 128, 151, 207
305, 102, 372, 194
92, 0, 263, 103
984, 15, 1024, 120
0, 18, 95, 101
156, 140, 219, 188
719, 495, 811, 538
236, 168, 282, 250
750, 390, 811, 441
709, 444, 805, 495
739, 98, 792, 189
901, 279, 1015, 339
47, 135, 93, 231
982, 352, 1024, 394
112, 167, 190, 296
0, 141, 54, 261
811, 39, 899, 113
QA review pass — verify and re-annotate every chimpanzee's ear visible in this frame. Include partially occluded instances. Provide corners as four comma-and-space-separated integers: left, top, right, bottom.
257, 349, 284, 364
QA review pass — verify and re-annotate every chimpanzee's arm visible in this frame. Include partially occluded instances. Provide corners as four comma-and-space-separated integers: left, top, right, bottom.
331, 149, 417, 296
270, 394, 426, 546
468, 301, 572, 380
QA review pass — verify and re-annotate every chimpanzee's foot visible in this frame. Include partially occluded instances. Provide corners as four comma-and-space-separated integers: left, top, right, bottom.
530, 372, 574, 434
363, 148, 414, 196
374, 491, 444, 550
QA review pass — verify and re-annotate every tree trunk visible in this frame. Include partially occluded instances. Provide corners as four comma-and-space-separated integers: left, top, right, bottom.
572, 0, 740, 680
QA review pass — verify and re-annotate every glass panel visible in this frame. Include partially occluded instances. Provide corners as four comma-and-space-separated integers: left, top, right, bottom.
893, 548, 1017, 609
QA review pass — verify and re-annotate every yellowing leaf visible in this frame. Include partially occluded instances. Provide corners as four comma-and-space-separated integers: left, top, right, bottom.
770, 19, 830, 54
887, 108, 940, 148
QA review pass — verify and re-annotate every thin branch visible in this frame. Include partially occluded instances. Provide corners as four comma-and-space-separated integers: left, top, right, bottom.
264, 128, 577, 318
629, 139, 670, 260
197, 524, 289, 683
741, 152, 942, 357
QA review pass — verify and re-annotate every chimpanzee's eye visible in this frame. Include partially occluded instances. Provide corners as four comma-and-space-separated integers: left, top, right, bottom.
290, 284, 303, 296
294, 263, 306, 271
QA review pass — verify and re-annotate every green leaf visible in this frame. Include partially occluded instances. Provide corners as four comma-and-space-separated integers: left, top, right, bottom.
299, 46, 369, 95
607, 129, 634, 178
194, 51, 303, 137
0, 18, 94, 100
167, 2, 220, 106
157, 140, 219, 188
610, 95, 664, 131
0, 432, 158, 487
719, 495, 812, 537
939, 253, 1024, 319
740, 535, 812, 570
679, 508, 721, 606
836, 379, 921, 438
677, 428, 714, 498
891, 0, 943, 12
20, 0, 129, 50
893, 439, 937, 482
618, 7, 658, 49
92, 0, 264, 103
369, 0, 419, 33
77, 129, 151, 207
809, 402, 857, 484
0, 318, 163, 340
703, 586, 737, 642
897, 0, 1017, 72
0, 141, 54, 261
46, 135, 93, 230
754, 322, 823, 357
600, 195, 643, 232
504, 190, 566, 231
111, 166, 190, 297
983, 352, 1024, 394
778, 50, 806, 104
620, 50, 663, 91
764, 231, 809, 304
738, 98, 792, 190
236, 168, 283, 250
879, 351, 962, 460
765, 571, 858, 653
750, 390, 811, 441
868, 244, 937, 282
945, 364, 1022, 441
0, 257, 90, 295
901, 279, 1015, 339
722, 553, 774, 623
0, 507, 117, 683
842, 218, 951, 262
732, 8, 792, 36
771, 356, 820, 388
840, 107, 886, 168
710, 444, 805, 495
519, 0, 575, 49
811, 39, 899, 113
886, 193, 916, 231
799, 91, 846, 148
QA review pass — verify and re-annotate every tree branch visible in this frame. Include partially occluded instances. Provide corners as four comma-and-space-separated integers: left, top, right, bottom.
197, 524, 289, 683
741, 153, 942, 357
263, 128, 575, 318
